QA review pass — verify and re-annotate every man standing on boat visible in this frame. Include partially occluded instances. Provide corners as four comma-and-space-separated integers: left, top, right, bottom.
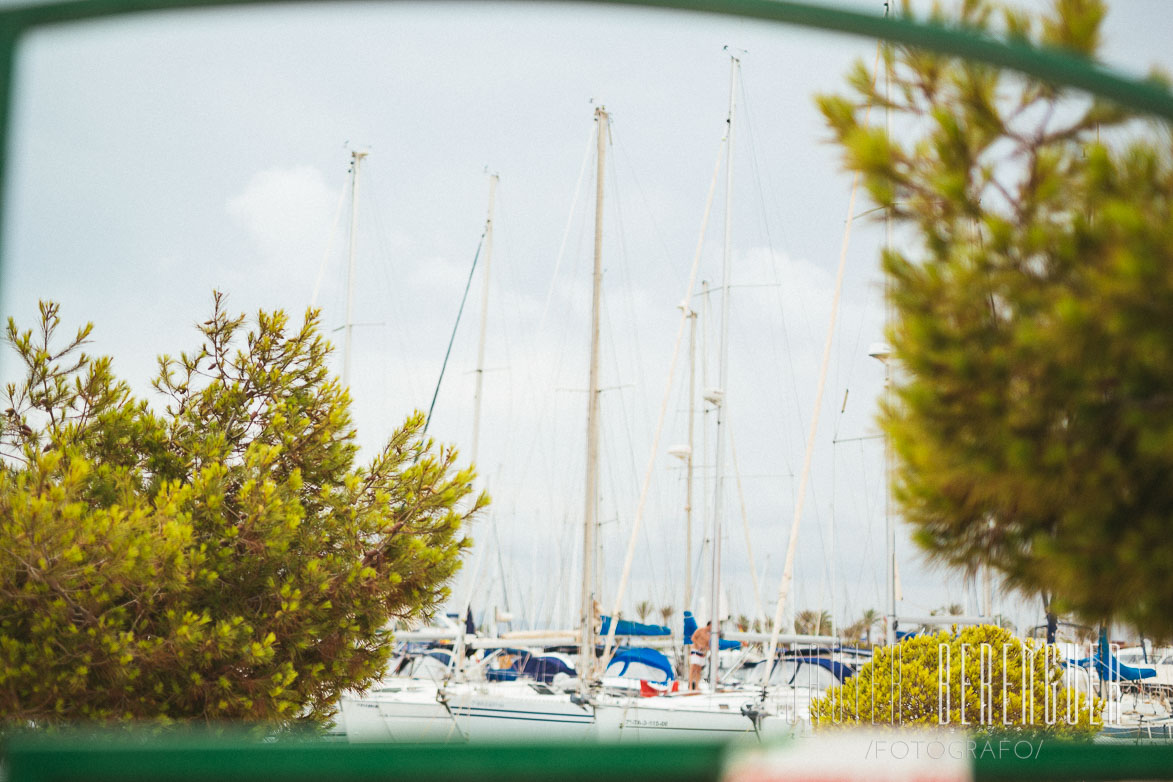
688, 621, 711, 690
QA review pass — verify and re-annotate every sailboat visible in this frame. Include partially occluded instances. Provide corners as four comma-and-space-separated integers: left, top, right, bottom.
341, 111, 612, 742
430, 101, 766, 742
585, 53, 836, 742
342, 102, 763, 743
342, 57, 848, 740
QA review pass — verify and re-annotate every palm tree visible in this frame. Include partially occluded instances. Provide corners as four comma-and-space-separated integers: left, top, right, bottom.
659, 605, 674, 625
992, 615, 1016, 633
794, 610, 816, 635
794, 609, 833, 636
842, 619, 865, 643
858, 608, 881, 645
929, 603, 964, 617
634, 600, 654, 623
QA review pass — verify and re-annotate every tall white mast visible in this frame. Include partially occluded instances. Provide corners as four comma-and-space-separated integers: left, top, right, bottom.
883, 16, 898, 648
871, 341, 895, 644
579, 106, 608, 694
471, 173, 499, 465
684, 306, 697, 611
343, 149, 367, 390
451, 173, 499, 679
709, 55, 738, 690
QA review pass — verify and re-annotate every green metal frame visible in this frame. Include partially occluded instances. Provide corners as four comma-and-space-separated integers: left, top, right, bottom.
6, 733, 1173, 781
3, 735, 730, 782
0, 0, 1171, 264
972, 741, 1173, 781
1, 2, 1172, 779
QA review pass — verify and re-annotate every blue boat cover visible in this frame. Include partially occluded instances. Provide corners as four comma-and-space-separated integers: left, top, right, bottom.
485, 649, 576, 683
426, 650, 453, 667
1097, 628, 1156, 682
683, 610, 698, 642
608, 647, 675, 681
599, 616, 671, 636
755, 656, 855, 685
800, 656, 854, 683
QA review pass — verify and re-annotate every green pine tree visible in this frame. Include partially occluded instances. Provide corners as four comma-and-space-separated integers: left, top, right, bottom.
0, 295, 487, 727
819, 0, 1173, 638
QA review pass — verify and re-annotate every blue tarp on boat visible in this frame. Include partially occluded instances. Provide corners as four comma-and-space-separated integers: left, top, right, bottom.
800, 656, 855, 683
599, 616, 671, 636
1097, 628, 1156, 682
741, 655, 855, 685
485, 648, 577, 683
606, 647, 675, 682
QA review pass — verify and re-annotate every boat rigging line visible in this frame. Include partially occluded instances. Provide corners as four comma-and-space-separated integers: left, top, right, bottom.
760, 34, 886, 685
423, 229, 486, 436
599, 127, 729, 671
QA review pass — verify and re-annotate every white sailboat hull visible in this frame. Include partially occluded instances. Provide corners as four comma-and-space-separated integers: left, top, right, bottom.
341, 679, 818, 743
443, 681, 595, 741
339, 682, 463, 743
594, 694, 759, 742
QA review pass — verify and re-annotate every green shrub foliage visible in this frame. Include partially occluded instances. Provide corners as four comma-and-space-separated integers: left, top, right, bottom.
0, 295, 486, 726
819, 0, 1173, 635
811, 625, 1101, 737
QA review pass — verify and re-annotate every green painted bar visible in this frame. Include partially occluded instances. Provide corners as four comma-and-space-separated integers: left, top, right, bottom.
7, 734, 1173, 781
972, 740, 1173, 781
1, 0, 1171, 120
2, 735, 730, 782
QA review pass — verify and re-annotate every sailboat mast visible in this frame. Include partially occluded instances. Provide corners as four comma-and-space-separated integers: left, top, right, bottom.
684, 306, 697, 611
709, 56, 738, 690
343, 149, 367, 390
471, 173, 498, 464
883, 19, 898, 648
580, 106, 608, 692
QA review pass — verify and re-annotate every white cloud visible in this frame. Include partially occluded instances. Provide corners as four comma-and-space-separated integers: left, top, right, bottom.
226, 165, 340, 275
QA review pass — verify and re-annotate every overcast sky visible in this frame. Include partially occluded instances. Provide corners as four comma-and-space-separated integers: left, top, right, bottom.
2, 0, 1169, 636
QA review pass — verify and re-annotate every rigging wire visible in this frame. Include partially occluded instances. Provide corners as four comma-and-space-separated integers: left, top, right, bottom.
315, 159, 354, 382
729, 424, 767, 624
423, 230, 486, 436
615, 131, 679, 283
536, 124, 598, 338
600, 132, 728, 666
511, 126, 596, 519
739, 69, 804, 473
605, 130, 671, 610
310, 163, 349, 309
739, 61, 838, 621
760, 37, 886, 682
490, 187, 523, 480
848, 438, 881, 619
602, 305, 667, 611
365, 165, 422, 406
691, 283, 715, 614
